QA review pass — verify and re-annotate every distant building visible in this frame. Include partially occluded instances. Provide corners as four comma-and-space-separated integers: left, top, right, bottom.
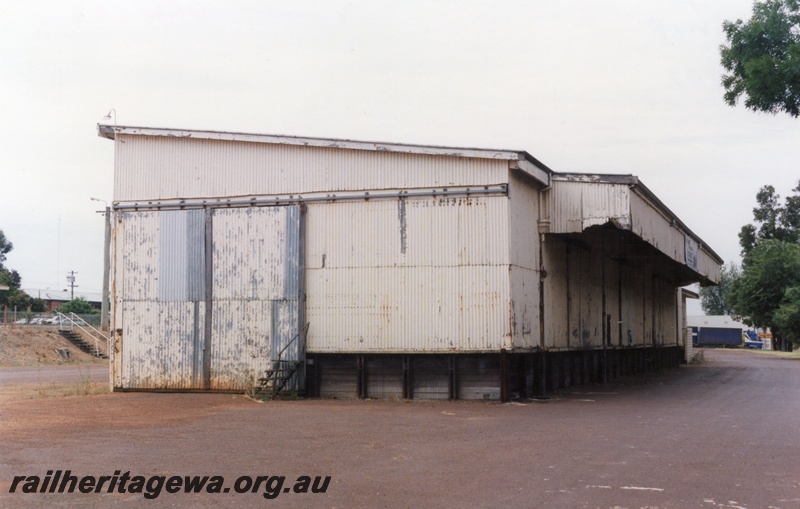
687, 315, 747, 330
23, 289, 102, 313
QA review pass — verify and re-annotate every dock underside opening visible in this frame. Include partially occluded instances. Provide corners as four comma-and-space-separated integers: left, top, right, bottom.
305, 347, 684, 401
556, 224, 713, 288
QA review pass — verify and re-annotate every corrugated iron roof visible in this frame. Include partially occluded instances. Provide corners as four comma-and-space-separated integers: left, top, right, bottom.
97, 124, 552, 170
552, 172, 724, 266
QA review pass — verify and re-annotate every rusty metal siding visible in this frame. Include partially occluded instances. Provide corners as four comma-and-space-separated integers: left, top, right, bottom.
117, 211, 207, 390
110, 212, 123, 386
113, 206, 303, 391
543, 236, 569, 349
210, 206, 302, 390
620, 264, 639, 346
120, 301, 206, 389
113, 135, 508, 202
508, 172, 540, 271
121, 211, 159, 302
509, 266, 538, 349
549, 181, 631, 233
653, 278, 678, 346
544, 237, 611, 351
546, 233, 654, 351
305, 196, 511, 353
577, 242, 598, 349
507, 172, 541, 350
606, 256, 621, 348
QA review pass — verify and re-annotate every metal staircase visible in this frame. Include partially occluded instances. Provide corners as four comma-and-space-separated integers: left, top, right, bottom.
55, 312, 110, 360
252, 323, 309, 400
57, 330, 108, 359
254, 360, 302, 399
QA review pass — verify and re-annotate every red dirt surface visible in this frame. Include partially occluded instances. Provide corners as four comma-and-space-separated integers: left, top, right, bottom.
0, 327, 105, 367
1, 349, 799, 508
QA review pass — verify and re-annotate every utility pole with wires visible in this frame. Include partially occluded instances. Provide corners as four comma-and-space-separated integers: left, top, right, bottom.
67, 271, 78, 300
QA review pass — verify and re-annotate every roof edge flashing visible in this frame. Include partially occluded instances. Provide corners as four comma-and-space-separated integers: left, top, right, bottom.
629, 182, 724, 265
98, 124, 115, 140
552, 173, 638, 185
509, 159, 550, 187
96, 124, 539, 162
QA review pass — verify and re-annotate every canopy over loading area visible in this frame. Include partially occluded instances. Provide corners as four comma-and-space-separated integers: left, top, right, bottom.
542, 174, 720, 287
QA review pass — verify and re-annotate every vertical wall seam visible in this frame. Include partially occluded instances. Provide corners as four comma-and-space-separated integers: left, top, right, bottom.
203, 208, 214, 389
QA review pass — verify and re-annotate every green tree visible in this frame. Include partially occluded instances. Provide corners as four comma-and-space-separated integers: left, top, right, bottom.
720, 0, 800, 117
739, 183, 800, 257
0, 229, 12, 264
774, 286, 800, 345
30, 298, 46, 313
730, 239, 800, 350
0, 230, 29, 311
700, 263, 740, 315
3, 289, 32, 311
59, 297, 98, 315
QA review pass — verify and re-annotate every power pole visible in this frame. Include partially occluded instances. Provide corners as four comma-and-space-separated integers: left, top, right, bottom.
101, 206, 110, 331
67, 271, 78, 300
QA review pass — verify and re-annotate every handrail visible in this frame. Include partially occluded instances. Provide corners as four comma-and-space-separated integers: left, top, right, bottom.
55, 311, 111, 357
274, 322, 310, 365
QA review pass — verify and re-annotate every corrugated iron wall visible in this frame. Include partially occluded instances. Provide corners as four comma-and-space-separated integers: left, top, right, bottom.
305, 196, 512, 353
542, 233, 681, 351
210, 206, 303, 390
508, 172, 540, 350
630, 191, 686, 266
549, 180, 631, 233
117, 210, 207, 389
112, 206, 303, 391
113, 135, 508, 202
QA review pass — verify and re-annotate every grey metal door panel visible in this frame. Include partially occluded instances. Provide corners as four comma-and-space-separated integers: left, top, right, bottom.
210, 206, 303, 390
118, 207, 303, 391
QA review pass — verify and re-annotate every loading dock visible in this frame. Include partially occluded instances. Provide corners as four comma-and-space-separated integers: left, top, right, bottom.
99, 125, 722, 399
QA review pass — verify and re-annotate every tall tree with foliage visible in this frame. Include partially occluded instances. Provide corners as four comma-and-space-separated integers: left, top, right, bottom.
0, 229, 34, 312
739, 182, 800, 257
0, 229, 12, 264
774, 286, 800, 345
730, 239, 800, 350
720, 0, 800, 117
700, 263, 740, 315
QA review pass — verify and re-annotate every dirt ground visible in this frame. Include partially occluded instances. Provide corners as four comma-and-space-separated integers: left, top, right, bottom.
1, 349, 799, 509
0, 327, 106, 367
0, 365, 109, 401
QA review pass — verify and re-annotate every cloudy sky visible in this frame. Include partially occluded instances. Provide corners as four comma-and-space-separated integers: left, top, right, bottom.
1, 1, 798, 314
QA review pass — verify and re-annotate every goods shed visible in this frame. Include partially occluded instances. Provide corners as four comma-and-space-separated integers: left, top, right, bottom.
98, 125, 722, 400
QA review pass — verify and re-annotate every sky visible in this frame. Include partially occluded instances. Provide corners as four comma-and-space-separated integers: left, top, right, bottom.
1, 1, 798, 316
